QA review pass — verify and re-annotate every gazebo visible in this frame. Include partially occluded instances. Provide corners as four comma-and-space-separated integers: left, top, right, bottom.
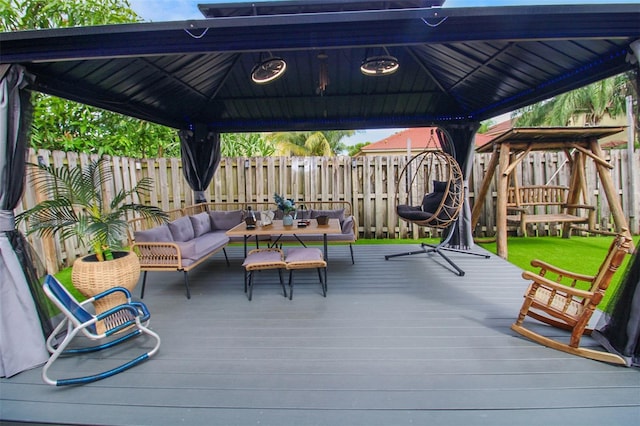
472, 126, 631, 259
1, 0, 639, 378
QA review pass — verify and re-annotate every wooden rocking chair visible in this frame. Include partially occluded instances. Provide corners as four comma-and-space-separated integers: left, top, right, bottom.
511, 232, 632, 364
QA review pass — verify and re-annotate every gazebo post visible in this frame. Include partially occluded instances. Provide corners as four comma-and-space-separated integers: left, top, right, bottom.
562, 150, 584, 237
590, 139, 631, 238
471, 146, 499, 230
496, 142, 511, 259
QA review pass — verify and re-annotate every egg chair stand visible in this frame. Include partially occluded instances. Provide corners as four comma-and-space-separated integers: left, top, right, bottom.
385, 218, 489, 277
384, 134, 489, 276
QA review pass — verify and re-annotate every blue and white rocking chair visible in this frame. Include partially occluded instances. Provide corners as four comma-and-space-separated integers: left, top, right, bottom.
41, 275, 161, 386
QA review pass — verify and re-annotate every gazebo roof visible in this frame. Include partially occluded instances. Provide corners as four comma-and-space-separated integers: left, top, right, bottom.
476, 126, 627, 153
1, 1, 638, 132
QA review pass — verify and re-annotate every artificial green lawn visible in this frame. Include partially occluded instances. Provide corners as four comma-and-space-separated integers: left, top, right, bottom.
55, 235, 638, 313
358, 235, 638, 312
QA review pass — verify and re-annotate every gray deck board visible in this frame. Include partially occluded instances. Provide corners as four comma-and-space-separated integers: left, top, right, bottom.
2, 244, 639, 425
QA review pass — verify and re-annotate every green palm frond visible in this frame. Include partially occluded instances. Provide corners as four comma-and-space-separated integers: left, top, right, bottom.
304, 132, 333, 156
18, 158, 168, 261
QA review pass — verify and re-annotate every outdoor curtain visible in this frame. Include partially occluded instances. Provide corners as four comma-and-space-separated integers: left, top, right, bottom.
438, 123, 480, 250
0, 64, 49, 377
179, 124, 221, 204
593, 246, 640, 368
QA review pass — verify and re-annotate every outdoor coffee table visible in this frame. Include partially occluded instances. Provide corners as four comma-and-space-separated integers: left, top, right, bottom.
226, 218, 341, 262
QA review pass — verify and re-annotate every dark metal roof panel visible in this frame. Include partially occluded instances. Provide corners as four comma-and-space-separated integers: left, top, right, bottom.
1, 4, 638, 131
198, 0, 445, 18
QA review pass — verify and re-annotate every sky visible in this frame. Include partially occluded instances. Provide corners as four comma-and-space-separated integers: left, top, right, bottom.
126, 0, 637, 145
128, 0, 640, 24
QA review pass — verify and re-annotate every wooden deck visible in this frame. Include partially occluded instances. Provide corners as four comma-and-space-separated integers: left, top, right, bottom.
2, 244, 639, 425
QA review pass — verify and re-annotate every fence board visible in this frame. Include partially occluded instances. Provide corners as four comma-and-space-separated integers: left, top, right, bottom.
17, 149, 640, 270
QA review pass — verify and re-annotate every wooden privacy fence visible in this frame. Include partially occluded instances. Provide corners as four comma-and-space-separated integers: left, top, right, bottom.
16, 148, 639, 272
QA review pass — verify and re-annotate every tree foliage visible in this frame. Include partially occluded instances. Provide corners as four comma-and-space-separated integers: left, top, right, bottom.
347, 142, 369, 157
1, 0, 181, 158
1, 0, 140, 30
221, 133, 276, 157
513, 73, 636, 127
2, 1, 359, 159
268, 130, 354, 156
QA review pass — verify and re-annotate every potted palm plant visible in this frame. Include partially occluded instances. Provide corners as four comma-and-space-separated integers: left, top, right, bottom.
17, 158, 167, 325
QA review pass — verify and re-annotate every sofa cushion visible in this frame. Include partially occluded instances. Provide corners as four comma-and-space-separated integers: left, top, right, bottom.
194, 232, 230, 254
274, 209, 310, 220
341, 216, 355, 235
310, 208, 345, 221
209, 210, 244, 230
134, 224, 173, 242
433, 180, 449, 193
397, 204, 434, 222
175, 240, 198, 260
189, 212, 212, 237
422, 192, 444, 213
178, 232, 229, 261
168, 216, 195, 242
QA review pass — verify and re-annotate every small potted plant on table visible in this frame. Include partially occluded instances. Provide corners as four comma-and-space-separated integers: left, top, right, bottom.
18, 158, 167, 330
274, 193, 296, 226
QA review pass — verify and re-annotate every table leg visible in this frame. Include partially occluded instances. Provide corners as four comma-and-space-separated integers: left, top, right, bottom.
323, 234, 328, 262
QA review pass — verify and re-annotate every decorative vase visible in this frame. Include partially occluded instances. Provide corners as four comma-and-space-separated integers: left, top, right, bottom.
72, 250, 140, 333
283, 214, 294, 226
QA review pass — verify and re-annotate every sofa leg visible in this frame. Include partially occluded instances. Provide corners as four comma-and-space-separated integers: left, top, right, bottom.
223, 248, 230, 266
349, 244, 354, 264
140, 271, 148, 299
183, 271, 191, 299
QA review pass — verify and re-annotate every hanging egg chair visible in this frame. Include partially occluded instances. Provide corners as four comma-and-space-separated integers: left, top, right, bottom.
385, 128, 486, 276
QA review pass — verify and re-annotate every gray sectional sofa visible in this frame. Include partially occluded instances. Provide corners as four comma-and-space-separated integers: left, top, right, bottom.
128, 201, 357, 299
130, 210, 242, 299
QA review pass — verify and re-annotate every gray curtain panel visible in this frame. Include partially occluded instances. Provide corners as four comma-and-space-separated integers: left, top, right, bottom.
593, 246, 640, 368
438, 123, 480, 250
179, 124, 222, 204
0, 64, 49, 377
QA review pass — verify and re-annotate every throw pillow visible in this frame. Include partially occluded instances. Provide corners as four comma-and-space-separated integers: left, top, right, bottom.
422, 192, 444, 213
433, 180, 449, 193
168, 216, 195, 242
341, 216, 355, 235
134, 224, 173, 242
189, 212, 212, 237
310, 208, 345, 221
209, 210, 244, 230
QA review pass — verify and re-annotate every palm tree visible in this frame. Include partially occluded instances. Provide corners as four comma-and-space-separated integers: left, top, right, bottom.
514, 73, 634, 127
268, 130, 354, 156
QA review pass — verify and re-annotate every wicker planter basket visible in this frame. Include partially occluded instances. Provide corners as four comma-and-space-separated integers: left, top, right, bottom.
72, 250, 140, 333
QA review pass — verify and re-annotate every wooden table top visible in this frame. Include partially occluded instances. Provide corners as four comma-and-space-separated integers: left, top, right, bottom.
226, 218, 341, 237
